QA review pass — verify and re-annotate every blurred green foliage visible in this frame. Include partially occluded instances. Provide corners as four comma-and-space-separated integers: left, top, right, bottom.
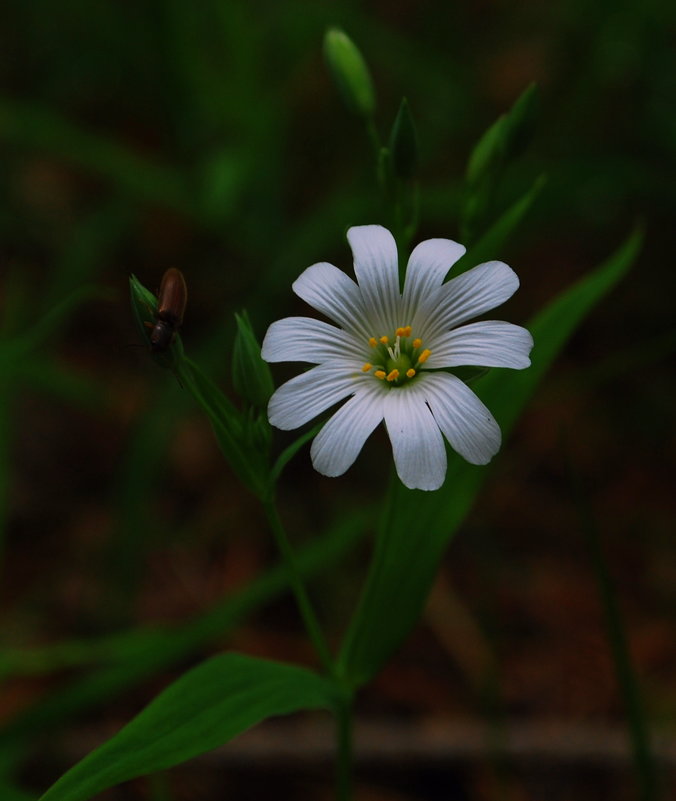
0, 0, 674, 798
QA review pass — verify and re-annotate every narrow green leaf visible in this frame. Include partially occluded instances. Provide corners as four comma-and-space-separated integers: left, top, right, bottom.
389, 98, 418, 181
39, 653, 335, 801
466, 82, 539, 188
466, 115, 507, 188
176, 356, 269, 498
461, 84, 539, 243
338, 229, 643, 687
456, 174, 547, 275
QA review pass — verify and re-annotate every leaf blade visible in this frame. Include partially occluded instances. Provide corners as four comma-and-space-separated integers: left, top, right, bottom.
39, 653, 335, 801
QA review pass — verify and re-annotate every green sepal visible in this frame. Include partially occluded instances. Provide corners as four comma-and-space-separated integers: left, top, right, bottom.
174, 357, 270, 499
388, 98, 418, 181
232, 310, 274, 410
323, 27, 376, 118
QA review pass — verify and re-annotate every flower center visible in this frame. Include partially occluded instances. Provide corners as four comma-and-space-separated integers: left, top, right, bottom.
361, 325, 431, 386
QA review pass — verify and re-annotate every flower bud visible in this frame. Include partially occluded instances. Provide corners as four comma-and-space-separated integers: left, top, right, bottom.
232, 311, 274, 409
323, 27, 376, 118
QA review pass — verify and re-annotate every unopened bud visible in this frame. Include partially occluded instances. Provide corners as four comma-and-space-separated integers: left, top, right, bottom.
323, 28, 376, 118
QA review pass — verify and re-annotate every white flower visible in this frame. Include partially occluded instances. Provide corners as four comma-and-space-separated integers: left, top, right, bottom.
262, 225, 533, 491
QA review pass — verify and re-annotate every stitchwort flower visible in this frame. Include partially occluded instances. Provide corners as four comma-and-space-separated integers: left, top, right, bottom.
262, 225, 533, 490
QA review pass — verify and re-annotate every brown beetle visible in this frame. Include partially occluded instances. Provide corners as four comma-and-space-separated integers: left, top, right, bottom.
149, 268, 188, 352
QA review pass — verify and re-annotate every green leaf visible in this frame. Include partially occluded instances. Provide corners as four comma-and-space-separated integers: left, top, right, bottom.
461, 83, 539, 243
338, 228, 643, 688
389, 98, 418, 181
455, 173, 547, 275
466, 82, 539, 188
39, 653, 335, 801
176, 356, 270, 498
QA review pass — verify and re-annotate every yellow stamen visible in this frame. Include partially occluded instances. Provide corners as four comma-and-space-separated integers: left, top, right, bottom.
418, 349, 431, 364
403, 326, 412, 337
361, 362, 372, 372
374, 370, 386, 380
386, 369, 399, 382
368, 337, 378, 347
395, 327, 406, 337
412, 338, 422, 349
406, 368, 416, 378
379, 335, 389, 345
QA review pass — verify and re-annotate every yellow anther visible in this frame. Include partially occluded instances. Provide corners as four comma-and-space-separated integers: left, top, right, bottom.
406, 368, 416, 378
368, 337, 378, 347
386, 369, 399, 382
418, 349, 431, 364
412, 338, 422, 349
374, 370, 386, 380
361, 362, 372, 372
403, 326, 412, 337
395, 327, 406, 337
379, 335, 389, 345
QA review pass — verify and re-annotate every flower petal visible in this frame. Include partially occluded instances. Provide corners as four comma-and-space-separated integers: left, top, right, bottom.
420, 372, 501, 464
292, 262, 371, 340
267, 361, 360, 430
416, 261, 520, 339
311, 382, 386, 477
347, 225, 401, 333
402, 238, 466, 324
262, 317, 365, 364
383, 384, 447, 491
425, 321, 533, 369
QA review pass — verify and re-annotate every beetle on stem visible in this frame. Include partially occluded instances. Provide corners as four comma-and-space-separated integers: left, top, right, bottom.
148, 268, 188, 353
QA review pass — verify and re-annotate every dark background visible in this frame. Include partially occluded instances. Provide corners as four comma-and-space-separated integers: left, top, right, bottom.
1, 1, 674, 799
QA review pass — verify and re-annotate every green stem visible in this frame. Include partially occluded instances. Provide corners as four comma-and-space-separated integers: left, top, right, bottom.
263, 496, 356, 796
335, 687, 354, 801
261, 496, 334, 675
569, 458, 660, 801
